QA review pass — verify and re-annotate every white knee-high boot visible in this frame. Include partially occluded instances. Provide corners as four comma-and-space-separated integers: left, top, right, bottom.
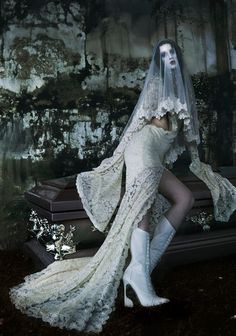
122, 227, 170, 307
149, 215, 176, 275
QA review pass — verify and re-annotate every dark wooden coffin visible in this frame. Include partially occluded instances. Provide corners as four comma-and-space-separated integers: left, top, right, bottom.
23, 166, 236, 271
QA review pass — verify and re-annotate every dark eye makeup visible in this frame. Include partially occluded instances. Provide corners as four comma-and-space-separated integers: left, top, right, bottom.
160, 48, 175, 58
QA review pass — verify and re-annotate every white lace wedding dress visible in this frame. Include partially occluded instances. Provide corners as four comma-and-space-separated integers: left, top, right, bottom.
9, 113, 236, 333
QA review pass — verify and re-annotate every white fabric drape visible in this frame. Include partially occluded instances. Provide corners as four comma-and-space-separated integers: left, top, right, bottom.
9, 39, 236, 334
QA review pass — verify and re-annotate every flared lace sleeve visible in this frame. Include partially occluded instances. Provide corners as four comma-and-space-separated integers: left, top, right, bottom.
76, 156, 124, 233
185, 139, 200, 162
184, 136, 236, 222
189, 160, 236, 222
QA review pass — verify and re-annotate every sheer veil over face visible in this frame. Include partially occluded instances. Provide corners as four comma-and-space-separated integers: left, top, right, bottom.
76, 38, 236, 241
9, 41, 236, 336
120, 39, 200, 144
94, 39, 200, 172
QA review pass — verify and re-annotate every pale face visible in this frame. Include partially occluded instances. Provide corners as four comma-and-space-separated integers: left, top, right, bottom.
159, 43, 177, 69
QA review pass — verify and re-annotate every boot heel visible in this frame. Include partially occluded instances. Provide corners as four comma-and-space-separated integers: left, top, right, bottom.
123, 279, 134, 307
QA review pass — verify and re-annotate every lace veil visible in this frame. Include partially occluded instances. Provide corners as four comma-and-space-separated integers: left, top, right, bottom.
76, 39, 202, 232
95, 39, 200, 172
8, 40, 236, 336
119, 39, 200, 146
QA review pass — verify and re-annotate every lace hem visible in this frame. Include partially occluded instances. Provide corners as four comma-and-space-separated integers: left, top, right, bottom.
154, 97, 187, 116
76, 156, 124, 233
189, 161, 236, 222
76, 172, 106, 233
9, 166, 166, 333
149, 97, 191, 130
163, 143, 186, 166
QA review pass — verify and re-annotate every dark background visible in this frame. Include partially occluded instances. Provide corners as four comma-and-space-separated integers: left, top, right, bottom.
0, 0, 235, 248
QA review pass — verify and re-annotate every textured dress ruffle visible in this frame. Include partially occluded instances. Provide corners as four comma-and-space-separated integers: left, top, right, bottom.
9, 113, 236, 333
9, 122, 177, 334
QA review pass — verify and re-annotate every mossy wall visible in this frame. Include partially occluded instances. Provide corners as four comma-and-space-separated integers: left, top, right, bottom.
0, 0, 235, 249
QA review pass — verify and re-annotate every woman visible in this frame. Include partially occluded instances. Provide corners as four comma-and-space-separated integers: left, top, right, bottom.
9, 39, 236, 333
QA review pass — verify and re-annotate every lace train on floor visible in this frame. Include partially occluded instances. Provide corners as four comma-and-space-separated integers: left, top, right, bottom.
9, 166, 170, 333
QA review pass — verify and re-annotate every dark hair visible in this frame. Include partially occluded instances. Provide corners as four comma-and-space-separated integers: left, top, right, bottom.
154, 39, 184, 78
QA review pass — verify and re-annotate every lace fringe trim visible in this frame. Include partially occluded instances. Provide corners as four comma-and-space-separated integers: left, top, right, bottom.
9, 166, 165, 334
76, 173, 105, 233
163, 144, 186, 165
189, 161, 236, 222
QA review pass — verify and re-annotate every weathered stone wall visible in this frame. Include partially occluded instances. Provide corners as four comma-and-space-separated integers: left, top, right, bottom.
0, 0, 235, 249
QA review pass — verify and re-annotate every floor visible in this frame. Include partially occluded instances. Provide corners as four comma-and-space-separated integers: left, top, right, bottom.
0, 249, 236, 336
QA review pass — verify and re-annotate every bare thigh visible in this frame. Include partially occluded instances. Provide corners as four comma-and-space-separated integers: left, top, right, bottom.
157, 168, 195, 228
158, 168, 192, 202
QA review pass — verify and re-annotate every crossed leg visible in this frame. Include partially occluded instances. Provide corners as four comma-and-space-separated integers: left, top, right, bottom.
138, 168, 195, 232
